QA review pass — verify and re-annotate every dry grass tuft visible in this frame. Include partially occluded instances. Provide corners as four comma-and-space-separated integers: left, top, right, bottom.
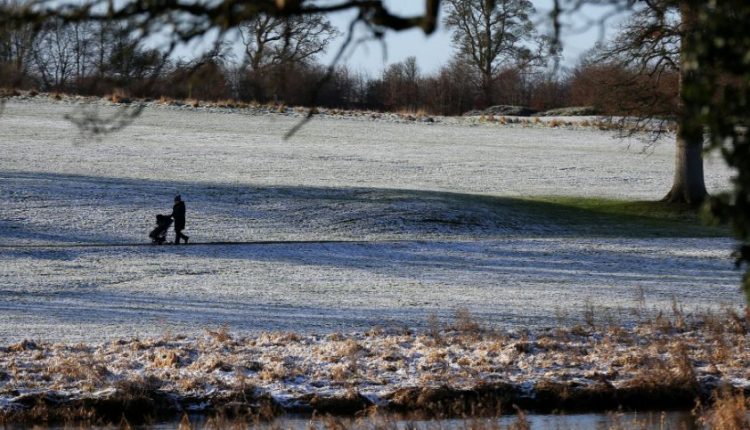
697, 388, 750, 430
338, 339, 362, 357
153, 349, 180, 368
623, 340, 697, 399
0, 87, 21, 97
206, 325, 232, 343
427, 314, 444, 345
329, 363, 353, 382
508, 405, 530, 430
8, 339, 37, 352
115, 374, 163, 394
214, 99, 238, 108
158, 95, 180, 106
178, 413, 191, 430
47, 356, 107, 383
2, 306, 749, 427
327, 332, 345, 342
108, 89, 131, 104
582, 299, 597, 328
259, 362, 292, 382
452, 307, 482, 336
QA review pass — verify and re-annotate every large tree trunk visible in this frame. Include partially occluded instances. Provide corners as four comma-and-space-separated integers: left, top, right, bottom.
663, 128, 706, 205
662, 1, 707, 205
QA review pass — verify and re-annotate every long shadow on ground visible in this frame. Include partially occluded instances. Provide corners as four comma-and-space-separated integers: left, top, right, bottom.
0, 171, 726, 246
0, 171, 737, 341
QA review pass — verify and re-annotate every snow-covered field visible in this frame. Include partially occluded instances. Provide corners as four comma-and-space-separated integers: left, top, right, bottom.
0, 97, 741, 343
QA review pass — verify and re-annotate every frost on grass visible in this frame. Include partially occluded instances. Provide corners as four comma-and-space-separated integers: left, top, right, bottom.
1, 309, 749, 424
0, 98, 740, 343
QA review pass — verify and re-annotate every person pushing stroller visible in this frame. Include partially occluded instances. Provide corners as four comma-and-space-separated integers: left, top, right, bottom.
170, 195, 189, 244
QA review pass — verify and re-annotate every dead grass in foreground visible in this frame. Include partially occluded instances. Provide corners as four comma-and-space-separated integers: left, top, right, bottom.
0, 305, 749, 427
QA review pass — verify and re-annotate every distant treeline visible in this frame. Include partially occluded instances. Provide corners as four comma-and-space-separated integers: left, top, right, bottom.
0, 14, 677, 116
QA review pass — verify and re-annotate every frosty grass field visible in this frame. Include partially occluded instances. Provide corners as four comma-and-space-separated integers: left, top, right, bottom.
0, 97, 742, 343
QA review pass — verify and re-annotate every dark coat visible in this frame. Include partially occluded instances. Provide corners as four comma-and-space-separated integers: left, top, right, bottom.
171, 201, 186, 230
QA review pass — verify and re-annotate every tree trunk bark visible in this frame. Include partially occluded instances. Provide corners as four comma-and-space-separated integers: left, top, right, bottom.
662, 1, 707, 206
663, 128, 706, 205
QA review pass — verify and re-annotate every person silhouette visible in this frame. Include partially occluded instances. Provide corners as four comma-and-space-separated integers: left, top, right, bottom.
171, 195, 189, 244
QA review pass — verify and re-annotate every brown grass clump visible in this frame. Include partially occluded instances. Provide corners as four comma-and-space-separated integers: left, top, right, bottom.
337, 339, 362, 359
710, 333, 732, 363
697, 388, 750, 430
619, 341, 698, 409
427, 314, 444, 346
206, 325, 232, 343
0, 88, 21, 97
329, 363, 353, 382
327, 332, 345, 342
259, 362, 291, 382
549, 119, 562, 128
189, 354, 232, 372
653, 311, 674, 333
214, 99, 238, 108
158, 95, 178, 105
508, 405, 530, 430
256, 331, 302, 347
186, 98, 200, 108
582, 300, 597, 328
178, 413, 191, 430
8, 339, 37, 352
108, 89, 131, 104
414, 108, 430, 118
424, 348, 447, 365
452, 307, 482, 336
333, 339, 363, 377
699, 307, 747, 338
178, 375, 206, 392
47, 356, 107, 383
152, 349, 180, 368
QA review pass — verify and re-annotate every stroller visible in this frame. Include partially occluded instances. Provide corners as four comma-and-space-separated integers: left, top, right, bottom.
149, 214, 173, 245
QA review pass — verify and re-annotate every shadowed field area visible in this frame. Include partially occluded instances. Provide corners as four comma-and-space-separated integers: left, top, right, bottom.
0, 100, 740, 342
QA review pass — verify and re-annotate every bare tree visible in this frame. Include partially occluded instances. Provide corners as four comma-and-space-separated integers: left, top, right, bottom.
31, 18, 76, 90
381, 56, 421, 111
0, 0, 35, 87
598, 0, 706, 205
239, 13, 336, 102
69, 21, 95, 92
443, 0, 538, 106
